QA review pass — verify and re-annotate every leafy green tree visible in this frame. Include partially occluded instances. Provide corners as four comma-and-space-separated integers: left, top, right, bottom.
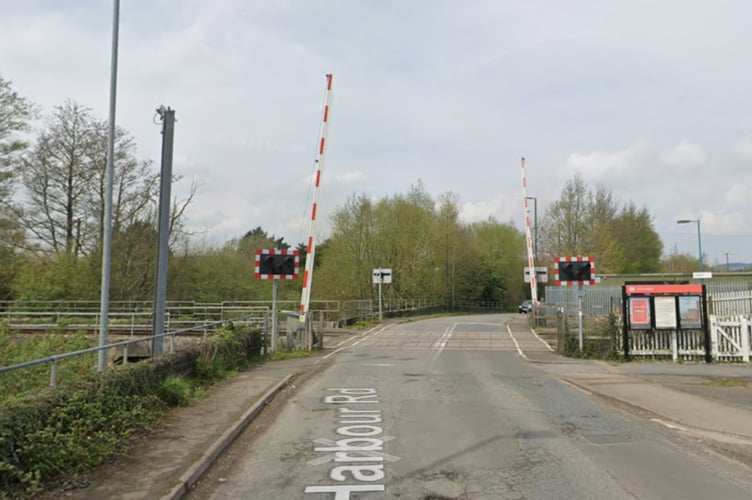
611, 203, 663, 273
0, 75, 35, 300
314, 195, 376, 300
540, 174, 590, 257
432, 192, 463, 304
371, 182, 438, 300
468, 218, 528, 303
661, 247, 699, 274
540, 175, 663, 274
314, 182, 528, 309
237, 226, 289, 255
14, 252, 98, 301
0, 75, 36, 180
168, 227, 301, 303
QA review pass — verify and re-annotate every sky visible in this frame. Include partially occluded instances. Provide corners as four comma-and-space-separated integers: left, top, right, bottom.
2, 0, 752, 266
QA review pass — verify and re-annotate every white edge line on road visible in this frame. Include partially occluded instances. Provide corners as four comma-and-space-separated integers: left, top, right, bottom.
558, 378, 593, 396
530, 327, 555, 351
321, 323, 397, 358
318, 347, 346, 362
506, 325, 528, 360
650, 418, 688, 431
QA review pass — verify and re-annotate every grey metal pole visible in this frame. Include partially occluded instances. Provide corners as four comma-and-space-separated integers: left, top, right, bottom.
696, 220, 703, 271
534, 198, 538, 261
152, 106, 175, 357
98, 0, 120, 371
378, 276, 383, 321
578, 285, 584, 352
271, 279, 278, 352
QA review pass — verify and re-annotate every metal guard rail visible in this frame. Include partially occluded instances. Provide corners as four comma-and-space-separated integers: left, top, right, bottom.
0, 315, 260, 392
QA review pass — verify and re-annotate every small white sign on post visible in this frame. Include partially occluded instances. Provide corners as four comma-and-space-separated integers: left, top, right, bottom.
524, 267, 548, 283
692, 271, 712, 280
372, 268, 392, 321
372, 268, 392, 284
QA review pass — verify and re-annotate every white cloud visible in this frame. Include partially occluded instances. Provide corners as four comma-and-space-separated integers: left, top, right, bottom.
4, 0, 752, 262
660, 140, 707, 168
562, 142, 651, 183
725, 183, 749, 209
731, 137, 752, 163
459, 196, 515, 225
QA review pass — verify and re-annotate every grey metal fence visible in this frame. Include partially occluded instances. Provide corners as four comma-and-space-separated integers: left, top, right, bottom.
545, 280, 752, 316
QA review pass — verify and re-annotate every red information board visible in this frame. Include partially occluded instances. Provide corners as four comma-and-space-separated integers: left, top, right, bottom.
629, 297, 651, 329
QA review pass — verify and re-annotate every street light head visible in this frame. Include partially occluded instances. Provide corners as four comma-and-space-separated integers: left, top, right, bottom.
677, 219, 694, 224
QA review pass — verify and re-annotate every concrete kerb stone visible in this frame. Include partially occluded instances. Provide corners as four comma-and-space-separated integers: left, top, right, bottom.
161, 373, 296, 500
559, 375, 752, 443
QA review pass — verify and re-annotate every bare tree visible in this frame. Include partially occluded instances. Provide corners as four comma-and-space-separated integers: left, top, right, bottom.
87, 119, 160, 240
20, 99, 98, 256
19, 99, 177, 260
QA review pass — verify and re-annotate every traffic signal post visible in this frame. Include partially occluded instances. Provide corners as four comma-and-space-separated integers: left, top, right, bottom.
554, 256, 595, 353
255, 249, 300, 352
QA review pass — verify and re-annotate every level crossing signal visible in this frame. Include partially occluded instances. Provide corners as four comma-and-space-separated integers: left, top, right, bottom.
554, 256, 595, 285
255, 249, 299, 280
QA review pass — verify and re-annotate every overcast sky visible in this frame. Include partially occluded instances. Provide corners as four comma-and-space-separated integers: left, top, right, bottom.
3, 0, 752, 265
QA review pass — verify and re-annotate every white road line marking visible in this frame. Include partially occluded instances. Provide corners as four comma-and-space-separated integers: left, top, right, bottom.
319, 347, 346, 362
650, 418, 687, 431
530, 327, 554, 351
430, 323, 456, 362
329, 323, 395, 351
506, 325, 528, 360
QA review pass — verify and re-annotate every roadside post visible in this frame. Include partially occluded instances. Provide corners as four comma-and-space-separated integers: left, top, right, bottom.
554, 256, 595, 353
255, 249, 299, 352
372, 268, 392, 320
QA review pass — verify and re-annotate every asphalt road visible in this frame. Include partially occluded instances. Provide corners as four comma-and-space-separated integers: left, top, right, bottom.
187, 314, 752, 499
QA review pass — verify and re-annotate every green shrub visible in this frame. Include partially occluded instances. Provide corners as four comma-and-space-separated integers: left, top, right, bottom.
159, 376, 193, 407
0, 325, 261, 497
0, 362, 167, 495
557, 312, 620, 359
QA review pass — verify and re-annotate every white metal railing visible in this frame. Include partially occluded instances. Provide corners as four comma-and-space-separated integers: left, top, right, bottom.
626, 315, 751, 363
0, 312, 269, 394
709, 291, 752, 316
0, 311, 155, 335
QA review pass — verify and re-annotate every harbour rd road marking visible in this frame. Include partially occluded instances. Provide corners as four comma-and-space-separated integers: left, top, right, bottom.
308, 436, 400, 465
306, 388, 396, 498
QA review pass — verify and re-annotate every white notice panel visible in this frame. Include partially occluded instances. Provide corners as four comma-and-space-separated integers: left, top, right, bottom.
654, 296, 677, 329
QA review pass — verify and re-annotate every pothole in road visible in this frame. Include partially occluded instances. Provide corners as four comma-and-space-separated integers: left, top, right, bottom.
418, 470, 466, 500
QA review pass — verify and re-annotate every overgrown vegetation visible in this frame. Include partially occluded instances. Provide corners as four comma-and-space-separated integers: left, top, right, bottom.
0, 327, 96, 398
557, 311, 621, 359
0, 324, 261, 498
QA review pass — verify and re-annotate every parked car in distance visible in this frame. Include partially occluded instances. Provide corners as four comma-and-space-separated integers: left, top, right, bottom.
518, 299, 533, 314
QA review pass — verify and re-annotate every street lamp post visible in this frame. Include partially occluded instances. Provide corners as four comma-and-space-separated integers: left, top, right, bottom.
526, 196, 538, 261
677, 219, 703, 271
724, 252, 733, 272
